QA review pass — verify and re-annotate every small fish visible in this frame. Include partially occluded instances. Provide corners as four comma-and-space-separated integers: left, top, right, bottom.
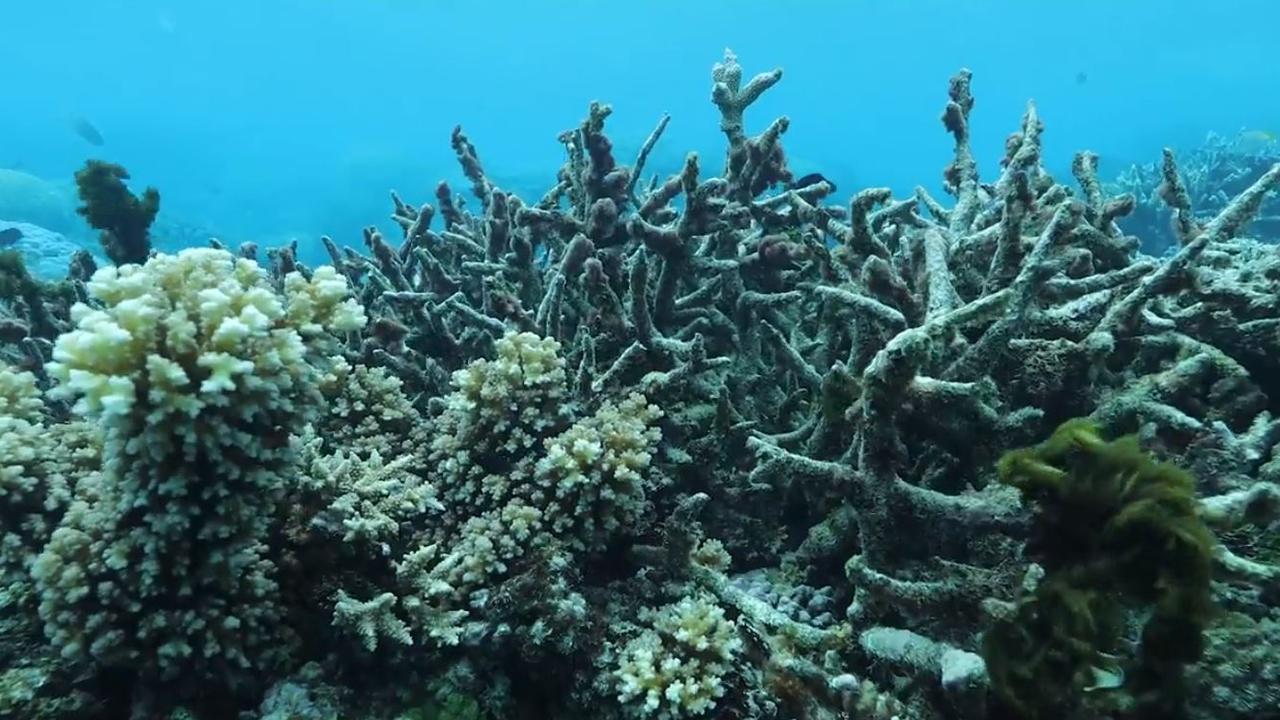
790, 172, 837, 194
0, 227, 23, 247
1234, 129, 1278, 155
72, 117, 105, 146
1082, 652, 1126, 693
1083, 664, 1125, 692
1075, 71, 1088, 85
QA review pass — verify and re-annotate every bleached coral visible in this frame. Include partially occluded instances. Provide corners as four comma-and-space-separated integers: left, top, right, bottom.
29, 248, 365, 697
284, 265, 368, 337
428, 331, 573, 534
317, 359, 423, 460
302, 440, 441, 547
614, 594, 744, 719
537, 393, 662, 551
0, 367, 98, 611
292, 401, 441, 653
332, 590, 413, 652
0, 367, 42, 423
385, 332, 663, 646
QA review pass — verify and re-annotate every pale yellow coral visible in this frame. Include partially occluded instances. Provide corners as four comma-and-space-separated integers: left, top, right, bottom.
31, 247, 366, 686
614, 594, 743, 719
0, 367, 43, 423
48, 248, 365, 424
536, 393, 663, 551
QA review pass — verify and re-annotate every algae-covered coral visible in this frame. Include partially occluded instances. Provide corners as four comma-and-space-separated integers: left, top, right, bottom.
73, 159, 160, 266
1, 49, 1280, 720
985, 419, 1216, 719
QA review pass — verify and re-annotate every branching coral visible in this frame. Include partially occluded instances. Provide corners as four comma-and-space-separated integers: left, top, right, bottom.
316, 358, 425, 459
613, 594, 744, 719
0, 368, 98, 613
402, 334, 663, 644
299, 51, 1278, 720
325, 332, 664, 654
0, 249, 76, 367
29, 248, 364, 713
1110, 132, 1280, 252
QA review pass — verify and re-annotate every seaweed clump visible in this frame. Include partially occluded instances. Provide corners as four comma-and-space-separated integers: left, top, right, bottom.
983, 418, 1216, 720
73, 159, 159, 265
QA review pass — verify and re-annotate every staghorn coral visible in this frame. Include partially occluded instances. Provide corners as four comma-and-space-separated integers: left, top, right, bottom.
296, 50, 1280, 720
1110, 131, 1280, 252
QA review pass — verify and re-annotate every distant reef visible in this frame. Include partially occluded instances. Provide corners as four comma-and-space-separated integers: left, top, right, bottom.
1111, 131, 1280, 253
0, 220, 92, 279
0, 167, 79, 234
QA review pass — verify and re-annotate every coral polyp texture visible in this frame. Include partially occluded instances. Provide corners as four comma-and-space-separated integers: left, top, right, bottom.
613, 594, 743, 718
2, 49, 1280, 720
27, 248, 365, 713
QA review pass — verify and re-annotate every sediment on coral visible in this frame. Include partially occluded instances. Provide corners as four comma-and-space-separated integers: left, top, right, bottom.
1, 47, 1279, 720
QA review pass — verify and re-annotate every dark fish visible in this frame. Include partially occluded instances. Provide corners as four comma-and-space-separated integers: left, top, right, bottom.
790, 172, 836, 194
0, 227, 22, 247
1075, 71, 1088, 85
73, 118, 105, 146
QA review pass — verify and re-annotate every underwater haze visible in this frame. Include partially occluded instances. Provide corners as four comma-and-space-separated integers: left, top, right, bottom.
2, 0, 1278, 258
4, 2, 1280, 720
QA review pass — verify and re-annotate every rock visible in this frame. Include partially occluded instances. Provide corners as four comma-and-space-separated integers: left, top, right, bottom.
0, 169, 78, 234
0, 221, 94, 280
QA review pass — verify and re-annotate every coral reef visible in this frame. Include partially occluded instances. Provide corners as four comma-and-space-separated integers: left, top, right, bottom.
0, 168, 79, 234
1185, 611, 1280, 720
1, 49, 1279, 720
0, 249, 75, 361
1110, 131, 1280, 253
0, 221, 93, 280
613, 593, 743, 718
30, 248, 364, 713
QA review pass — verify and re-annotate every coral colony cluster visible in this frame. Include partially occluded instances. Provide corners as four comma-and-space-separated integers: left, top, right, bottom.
3, 50, 1280, 720
1110, 132, 1280, 254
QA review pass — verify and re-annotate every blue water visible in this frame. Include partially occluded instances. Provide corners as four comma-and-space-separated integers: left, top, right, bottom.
2, 0, 1277, 257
